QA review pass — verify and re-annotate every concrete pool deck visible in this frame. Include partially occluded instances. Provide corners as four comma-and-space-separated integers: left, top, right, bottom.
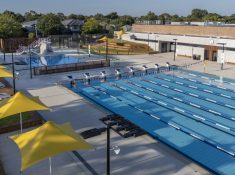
1, 52, 234, 175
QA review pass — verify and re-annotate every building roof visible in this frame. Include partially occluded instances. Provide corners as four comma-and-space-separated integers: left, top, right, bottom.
22, 20, 37, 27
132, 24, 235, 38
62, 19, 84, 26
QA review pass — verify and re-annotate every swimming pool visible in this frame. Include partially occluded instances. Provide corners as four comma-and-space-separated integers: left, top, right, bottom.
67, 68, 235, 175
18, 53, 102, 67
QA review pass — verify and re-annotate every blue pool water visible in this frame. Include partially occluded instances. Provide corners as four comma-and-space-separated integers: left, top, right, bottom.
20, 53, 101, 67
67, 69, 235, 175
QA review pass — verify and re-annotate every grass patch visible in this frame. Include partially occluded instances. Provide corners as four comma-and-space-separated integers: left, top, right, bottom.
90, 38, 153, 55
0, 112, 32, 127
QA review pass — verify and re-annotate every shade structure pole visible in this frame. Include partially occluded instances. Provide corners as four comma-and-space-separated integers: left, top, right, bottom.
49, 157, 52, 175
20, 112, 23, 133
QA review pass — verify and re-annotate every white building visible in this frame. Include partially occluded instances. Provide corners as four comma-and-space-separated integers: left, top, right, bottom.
122, 24, 235, 63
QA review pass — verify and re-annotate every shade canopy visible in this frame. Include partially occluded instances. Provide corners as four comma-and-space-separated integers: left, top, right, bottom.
10, 121, 94, 171
0, 91, 48, 119
116, 30, 126, 36
0, 68, 13, 78
0, 65, 6, 69
98, 36, 108, 42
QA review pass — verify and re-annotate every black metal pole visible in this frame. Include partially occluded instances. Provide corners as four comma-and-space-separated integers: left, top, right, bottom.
11, 52, 16, 94
222, 43, 225, 70
3, 39, 6, 62
173, 40, 177, 61
155, 35, 157, 51
148, 33, 150, 52
3, 52, 5, 62
107, 124, 110, 175
29, 46, 32, 79
105, 38, 108, 62
77, 34, 80, 54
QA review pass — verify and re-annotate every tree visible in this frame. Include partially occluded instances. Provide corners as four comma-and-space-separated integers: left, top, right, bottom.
203, 13, 222, 22
67, 14, 85, 20
191, 9, 208, 20
28, 32, 35, 39
24, 10, 41, 21
57, 13, 66, 21
82, 18, 102, 34
105, 12, 119, 20
15, 13, 25, 22
223, 15, 235, 23
0, 13, 23, 38
107, 15, 134, 31
2, 10, 25, 22
2, 10, 16, 17
94, 13, 104, 20
37, 13, 65, 36
76, 15, 86, 20
119, 15, 134, 25
68, 13, 78, 19
141, 11, 158, 20
158, 13, 171, 24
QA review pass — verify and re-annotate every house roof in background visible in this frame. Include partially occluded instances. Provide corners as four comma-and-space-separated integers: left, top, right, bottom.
62, 19, 84, 26
22, 20, 38, 27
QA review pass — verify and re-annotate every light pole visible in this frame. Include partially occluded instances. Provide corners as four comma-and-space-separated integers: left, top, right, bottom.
35, 24, 38, 38
3, 39, 6, 62
147, 33, 150, 52
9, 38, 16, 94
217, 42, 226, 70
155, 34, 159, 52
105, 36, 108, 62
76, 34, 80, 54
106, 124, 120, 175
173, 39, 177, 61
11, 52, 16, 94
107, 124, 110, 175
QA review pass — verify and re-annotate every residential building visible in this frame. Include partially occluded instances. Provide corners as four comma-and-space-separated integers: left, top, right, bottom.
22, 20, 37, 33
62, 19, 84, 34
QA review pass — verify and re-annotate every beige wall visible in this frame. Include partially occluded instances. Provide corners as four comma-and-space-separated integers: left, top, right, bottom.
132, 24, 235, 38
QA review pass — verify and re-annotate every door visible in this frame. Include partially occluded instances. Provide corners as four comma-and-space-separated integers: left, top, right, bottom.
204, 49, 209, 60
204, 46, 218, 61
162, 43, 168, 52
212, 51, 217, 61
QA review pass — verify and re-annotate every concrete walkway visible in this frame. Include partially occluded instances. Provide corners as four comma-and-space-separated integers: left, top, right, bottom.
0, 128, 90, 175
0, 52, 224, 175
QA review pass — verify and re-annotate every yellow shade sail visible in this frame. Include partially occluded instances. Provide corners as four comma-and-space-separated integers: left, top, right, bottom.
116, 30, 126, 36
98, 36, 108, 42
0, 65, 6, 69
0, 91, 48, 119
0, 68, 13, 78
10, 121, 94, 171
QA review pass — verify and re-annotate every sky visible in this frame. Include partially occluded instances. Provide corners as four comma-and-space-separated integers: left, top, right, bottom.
1, 0, 235, 16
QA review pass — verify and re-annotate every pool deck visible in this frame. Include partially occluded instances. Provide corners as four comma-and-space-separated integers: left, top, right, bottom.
1, 52, 234, 175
